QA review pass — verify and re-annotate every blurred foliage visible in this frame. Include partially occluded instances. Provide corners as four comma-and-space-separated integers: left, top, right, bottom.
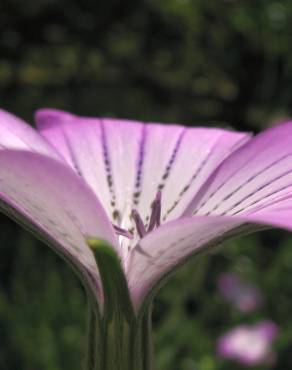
1, 0, 292, 369
1, 0, 292, 127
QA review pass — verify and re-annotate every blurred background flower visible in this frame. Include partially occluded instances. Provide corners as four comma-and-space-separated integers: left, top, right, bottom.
217, 273, 263, 313
217, 321, 278, 367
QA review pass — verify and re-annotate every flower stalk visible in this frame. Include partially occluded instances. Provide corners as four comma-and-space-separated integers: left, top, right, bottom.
85, 239, 154, 370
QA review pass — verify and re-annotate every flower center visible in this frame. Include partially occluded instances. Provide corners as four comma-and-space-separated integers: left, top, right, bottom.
113, 191, 162, 240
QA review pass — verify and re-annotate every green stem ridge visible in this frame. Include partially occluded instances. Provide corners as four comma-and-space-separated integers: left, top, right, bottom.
84, 305, 100, 370
84, 239, 154, 370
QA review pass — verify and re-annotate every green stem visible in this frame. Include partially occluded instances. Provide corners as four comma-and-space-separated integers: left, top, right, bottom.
141, 306, 154, 370
84, 299, 154, 370
84, 304, 98, 370
84, 239, 155, 370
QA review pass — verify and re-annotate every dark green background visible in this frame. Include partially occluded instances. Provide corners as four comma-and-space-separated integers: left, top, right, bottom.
1, 1, 292, 369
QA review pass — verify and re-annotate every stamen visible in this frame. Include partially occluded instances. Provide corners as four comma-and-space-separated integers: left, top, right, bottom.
114, 191, 163, 243
113, 224, 134, 239
131, 209, 147, 238
148, 191, 162, 231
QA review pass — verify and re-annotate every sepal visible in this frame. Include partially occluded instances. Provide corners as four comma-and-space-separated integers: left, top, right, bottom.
87, 238, 135, 321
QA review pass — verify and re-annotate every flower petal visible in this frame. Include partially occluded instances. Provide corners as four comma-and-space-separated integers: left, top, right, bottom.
128, 204, 292, 310
35, 109, 143, 230
0, 109, 62, 160
35, 109, 250, 229
127, 215, 243, 310
155, 127, 250, 222
0, 150, 118, 300
184, 121, 292, 217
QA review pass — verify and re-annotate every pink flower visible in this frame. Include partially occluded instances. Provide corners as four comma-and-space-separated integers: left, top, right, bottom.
1, 108, 292, 312
217, 321, 278, 366
218, 273, 263, 313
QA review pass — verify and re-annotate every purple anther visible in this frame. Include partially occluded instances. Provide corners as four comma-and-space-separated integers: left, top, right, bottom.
132, 209, 147, 238
148, 191, 162, 232
113, 224, 134, 239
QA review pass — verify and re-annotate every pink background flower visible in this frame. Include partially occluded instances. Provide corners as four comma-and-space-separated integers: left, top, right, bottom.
218, 273, 263, 313
217, 321, 278, 366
